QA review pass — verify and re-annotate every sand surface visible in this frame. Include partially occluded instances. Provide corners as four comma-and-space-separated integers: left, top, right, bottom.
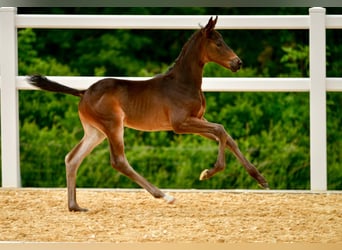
0, 189, 341, 243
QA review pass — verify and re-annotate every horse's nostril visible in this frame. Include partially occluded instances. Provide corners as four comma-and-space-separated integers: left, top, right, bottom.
230, 57, 242, 72
235, 58, 242, 66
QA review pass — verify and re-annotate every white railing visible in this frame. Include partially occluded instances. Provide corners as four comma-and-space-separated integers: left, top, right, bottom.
1, 7, 341, 190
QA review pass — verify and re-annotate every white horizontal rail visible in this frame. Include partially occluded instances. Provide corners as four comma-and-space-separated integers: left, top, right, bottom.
16, 15, 311, 29
15, 76, 342, 92
15, 14, 342, 30
326, 15, 342, 28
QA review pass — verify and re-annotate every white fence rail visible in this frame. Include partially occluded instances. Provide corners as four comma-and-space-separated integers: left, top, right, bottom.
1, 7, 341, 190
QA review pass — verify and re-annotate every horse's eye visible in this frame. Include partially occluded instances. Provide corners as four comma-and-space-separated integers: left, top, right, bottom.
216, 41, 222, 47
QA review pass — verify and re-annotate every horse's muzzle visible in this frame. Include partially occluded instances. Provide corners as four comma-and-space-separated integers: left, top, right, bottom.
230, 57, 243, 72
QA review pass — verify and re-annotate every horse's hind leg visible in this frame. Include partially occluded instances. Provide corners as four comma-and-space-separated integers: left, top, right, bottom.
65, 122, 105, 211
105, 122, 175, 204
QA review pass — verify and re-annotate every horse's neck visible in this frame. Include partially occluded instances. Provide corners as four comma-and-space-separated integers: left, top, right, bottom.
171, 39, 205, 90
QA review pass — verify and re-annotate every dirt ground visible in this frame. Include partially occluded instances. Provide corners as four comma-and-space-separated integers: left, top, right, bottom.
0, 189, 341, 243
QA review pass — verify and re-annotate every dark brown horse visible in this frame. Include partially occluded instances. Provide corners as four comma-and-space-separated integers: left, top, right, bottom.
28, 17, 269, 212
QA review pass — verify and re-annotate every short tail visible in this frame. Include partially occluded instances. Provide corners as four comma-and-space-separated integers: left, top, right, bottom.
28, 75, 86, 97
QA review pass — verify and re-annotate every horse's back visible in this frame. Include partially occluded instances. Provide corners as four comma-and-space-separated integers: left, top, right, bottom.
79, 77, 173, 131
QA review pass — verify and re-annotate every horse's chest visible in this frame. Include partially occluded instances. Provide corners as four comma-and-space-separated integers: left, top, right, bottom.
191, 92, 206, 118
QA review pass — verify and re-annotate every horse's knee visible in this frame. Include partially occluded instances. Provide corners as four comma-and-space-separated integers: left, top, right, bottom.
213, 124, 227, 138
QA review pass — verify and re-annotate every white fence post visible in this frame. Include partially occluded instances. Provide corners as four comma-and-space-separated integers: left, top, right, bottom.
0, 7, 21, 187
309, 7, 327, 191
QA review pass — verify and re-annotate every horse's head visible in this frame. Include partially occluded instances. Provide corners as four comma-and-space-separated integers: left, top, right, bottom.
201, 16, 242, 72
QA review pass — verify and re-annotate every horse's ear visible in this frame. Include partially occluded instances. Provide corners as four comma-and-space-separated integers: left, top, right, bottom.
203, 16, 218, 36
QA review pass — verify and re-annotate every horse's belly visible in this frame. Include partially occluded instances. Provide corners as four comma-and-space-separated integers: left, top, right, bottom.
124, 121, 172, 132
124, 114, 172, 132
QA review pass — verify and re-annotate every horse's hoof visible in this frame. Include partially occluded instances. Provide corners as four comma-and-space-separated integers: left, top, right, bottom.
69, 205, 88, 212
163, 194, 175, 204
199, 169, 210, 180
259, 182, 270, 190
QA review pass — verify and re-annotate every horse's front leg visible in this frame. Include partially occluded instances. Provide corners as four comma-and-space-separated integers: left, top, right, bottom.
198, 132, 227, 180
199, 131, 269, 189
172, 117, 229, 179
224, 133, 269, 189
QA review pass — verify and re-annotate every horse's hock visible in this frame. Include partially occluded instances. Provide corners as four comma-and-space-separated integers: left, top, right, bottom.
0, 189, 341, 243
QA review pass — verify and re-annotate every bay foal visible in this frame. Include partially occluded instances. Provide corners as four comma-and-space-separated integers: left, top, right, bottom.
29, 17, 269, 212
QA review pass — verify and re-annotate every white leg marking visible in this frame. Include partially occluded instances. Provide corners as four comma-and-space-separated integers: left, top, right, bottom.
163, 193, 175, 204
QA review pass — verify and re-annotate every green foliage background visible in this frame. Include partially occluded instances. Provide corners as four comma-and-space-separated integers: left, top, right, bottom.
2, 7, 341, 190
